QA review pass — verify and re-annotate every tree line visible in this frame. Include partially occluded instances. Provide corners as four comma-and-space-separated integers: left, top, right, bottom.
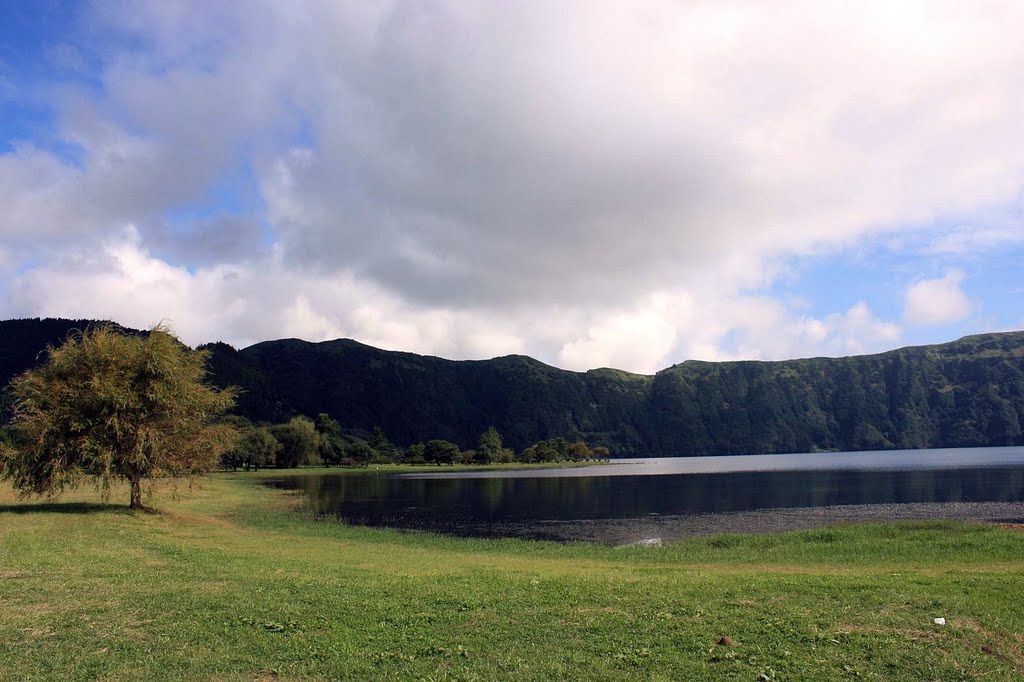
0, 324, 612, 511
5, 318, 1023, 459
220, 419, 611, 471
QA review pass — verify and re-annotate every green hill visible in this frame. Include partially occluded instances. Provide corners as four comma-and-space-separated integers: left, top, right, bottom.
2, 318, 1022, 455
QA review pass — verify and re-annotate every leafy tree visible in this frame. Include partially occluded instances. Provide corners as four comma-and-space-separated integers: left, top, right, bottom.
498, 447, 515, 464
271, 416, 320, 468
218, 416, 255, 471
404, 442, 426, 465
315, 413, 342, 438
315, 413, 345, 466
368, 426, 397, 462
347, 440, 376, 465
548, 437, 569, 459
567, 440, 592, 461
592, 446, 610, 460
534, 440, 560, 462
518, 445, 538, 463
233, 426, 281, 471
0, 325, 237, 509
475, 426, 503, 464
424, 439, 459, 466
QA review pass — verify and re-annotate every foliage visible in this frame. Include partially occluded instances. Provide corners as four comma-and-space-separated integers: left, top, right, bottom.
315, 413, 346, 466
519, 445, 537, 463
368, 426, 397, 461
475, 426, 503, 464
404, 443, 426, 465
347, 440, 377, 465
566, 440, 593, 460
0, 324, 237, 508
5, 319, 1024, 457
271, 417, 321, 468
424, 439, 459, 465
228, 426, 281, 471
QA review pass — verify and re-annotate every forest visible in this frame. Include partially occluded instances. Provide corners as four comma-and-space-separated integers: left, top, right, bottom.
1, 317, 1022, 456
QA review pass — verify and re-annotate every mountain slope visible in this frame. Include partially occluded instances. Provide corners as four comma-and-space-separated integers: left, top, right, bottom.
2, 318, 1022, 455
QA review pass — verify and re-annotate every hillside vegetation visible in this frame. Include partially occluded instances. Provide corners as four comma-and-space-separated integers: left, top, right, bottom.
2, 318, 1022, 455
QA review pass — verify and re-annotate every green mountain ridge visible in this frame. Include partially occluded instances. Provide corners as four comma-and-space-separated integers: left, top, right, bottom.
2, 318, 1022, 455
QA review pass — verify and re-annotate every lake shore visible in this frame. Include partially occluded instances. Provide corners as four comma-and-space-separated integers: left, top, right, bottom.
515, 501, 1024, 545
341, 500, 1024, 545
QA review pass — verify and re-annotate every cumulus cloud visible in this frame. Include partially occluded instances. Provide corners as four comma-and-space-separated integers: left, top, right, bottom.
1, 1, 1022, 370
904, 270, 973, 326
2, 232, 906, 373
257, 1, 1024, 308
1, 230, 528, 358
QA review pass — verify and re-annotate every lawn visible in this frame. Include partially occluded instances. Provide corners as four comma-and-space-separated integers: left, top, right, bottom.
1, 469, 1022, 680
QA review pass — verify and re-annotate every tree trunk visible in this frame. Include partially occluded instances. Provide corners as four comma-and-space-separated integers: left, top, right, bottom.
129, 475, 143, 509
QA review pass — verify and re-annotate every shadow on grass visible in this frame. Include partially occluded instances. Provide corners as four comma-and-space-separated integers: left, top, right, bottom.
0, 501, 140, 515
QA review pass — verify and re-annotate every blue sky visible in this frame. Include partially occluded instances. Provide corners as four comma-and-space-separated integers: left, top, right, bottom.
1, 1, 1022, 372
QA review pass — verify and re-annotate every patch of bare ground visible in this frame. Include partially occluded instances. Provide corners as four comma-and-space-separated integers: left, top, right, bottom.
836, 623, 943, 642
16, 603, 54, 615
839, 620, 1024, 675
161, 509, 239, 531
953, 618, 1024, 674
20, 626, 55, 639
0, 570, 30, 579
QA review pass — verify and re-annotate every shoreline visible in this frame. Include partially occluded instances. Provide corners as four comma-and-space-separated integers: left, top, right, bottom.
343, 501, 1024, 545
523, 501, 1024, 545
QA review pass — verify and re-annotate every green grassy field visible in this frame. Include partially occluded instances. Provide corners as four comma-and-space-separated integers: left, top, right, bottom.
1, 469, 1023, 680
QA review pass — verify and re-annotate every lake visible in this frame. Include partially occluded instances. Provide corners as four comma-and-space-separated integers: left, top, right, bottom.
268, 446, 1024, 543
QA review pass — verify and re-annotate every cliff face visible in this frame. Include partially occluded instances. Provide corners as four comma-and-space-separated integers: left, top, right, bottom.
3, 318, 1023, 455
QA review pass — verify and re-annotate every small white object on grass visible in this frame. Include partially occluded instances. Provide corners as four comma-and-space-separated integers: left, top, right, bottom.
933, 617, 946, 626
617, 537, 663, 548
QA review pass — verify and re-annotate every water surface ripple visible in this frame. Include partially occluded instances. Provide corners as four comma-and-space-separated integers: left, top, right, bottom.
268, 446, 1024, 543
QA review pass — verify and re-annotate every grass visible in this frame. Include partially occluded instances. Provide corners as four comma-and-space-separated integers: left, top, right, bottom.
1, 470, 1023, 680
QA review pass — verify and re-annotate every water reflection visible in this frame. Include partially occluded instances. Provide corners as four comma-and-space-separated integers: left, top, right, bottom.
270, 464, 1024, 531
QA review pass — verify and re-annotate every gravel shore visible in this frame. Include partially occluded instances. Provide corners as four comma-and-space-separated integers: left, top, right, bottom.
438, 501, 1024, 545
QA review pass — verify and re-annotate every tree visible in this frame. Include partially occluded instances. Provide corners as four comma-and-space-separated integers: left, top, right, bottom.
424, 439, 459, 466
315, 413, 345, 466
1, 325, 237, 509
404, 443, 426, 465
518, 445, 538, 463
368, 426, 397, 462
592, 446, 610, 461
475, 426, 503, 464
271, 416, 320, 468
567, 440, 592, 461
534, 440, 560, 462
233, 426, 281, 471
347, 440, 376, 465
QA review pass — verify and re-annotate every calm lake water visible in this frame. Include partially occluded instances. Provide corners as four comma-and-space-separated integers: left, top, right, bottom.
268, 447, 1024, 541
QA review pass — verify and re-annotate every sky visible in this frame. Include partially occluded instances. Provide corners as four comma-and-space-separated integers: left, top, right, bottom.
1, 1, 1023, 374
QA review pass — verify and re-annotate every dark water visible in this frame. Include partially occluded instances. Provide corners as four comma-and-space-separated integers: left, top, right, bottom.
268, 447, 1024, 541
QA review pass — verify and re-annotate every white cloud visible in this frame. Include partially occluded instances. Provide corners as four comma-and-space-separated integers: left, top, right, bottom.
1, 233, 908, 372
904, 270, 973, 326
923, 224, 1024, 255
557, 293, 684, 373
1, 1, 1021, 369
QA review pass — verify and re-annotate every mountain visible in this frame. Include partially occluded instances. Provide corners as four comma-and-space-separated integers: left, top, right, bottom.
2, 318, 1023, 455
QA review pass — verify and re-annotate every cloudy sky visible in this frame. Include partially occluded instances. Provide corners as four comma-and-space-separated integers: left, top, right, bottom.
1, 1, 1022, 373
